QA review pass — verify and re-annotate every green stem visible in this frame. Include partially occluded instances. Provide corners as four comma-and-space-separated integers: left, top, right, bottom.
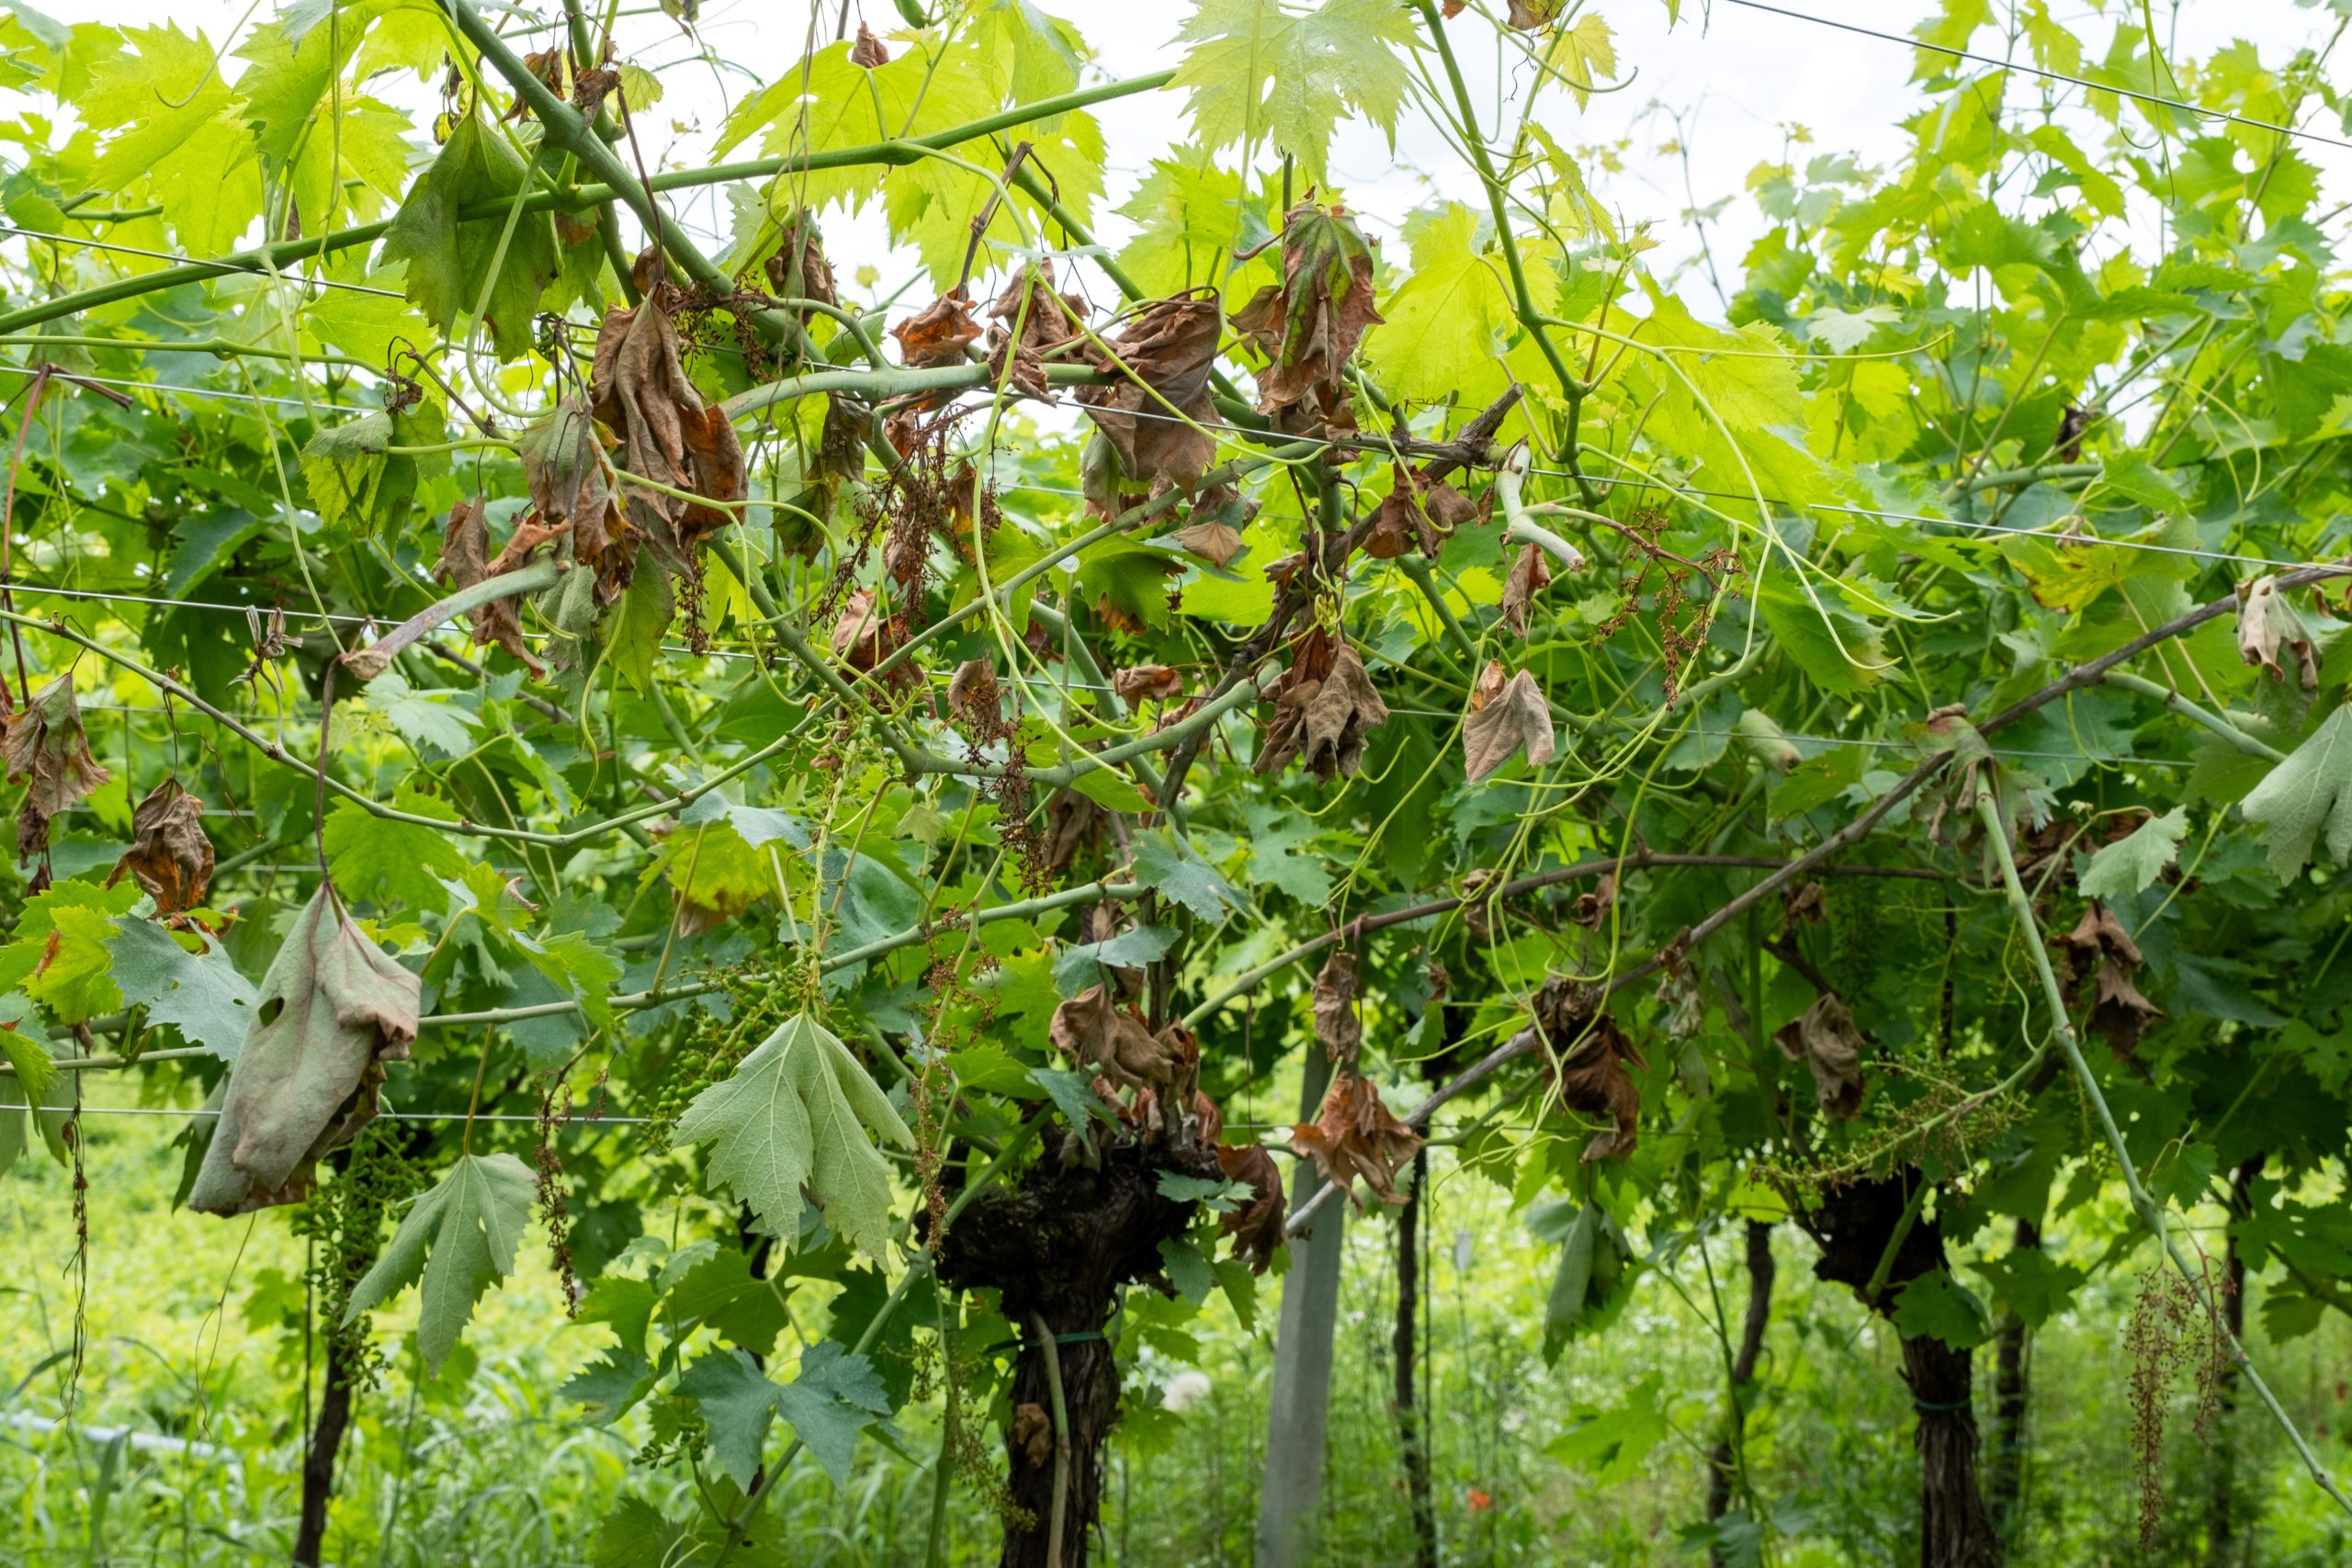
1974, 787, 2349, 1516
2102, 670, 2283, 761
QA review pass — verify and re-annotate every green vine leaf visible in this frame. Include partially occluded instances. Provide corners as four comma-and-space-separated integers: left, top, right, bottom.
344, 1150, 537, 1377
672, 1013, 915, 1258
2241, 703, 2352, 883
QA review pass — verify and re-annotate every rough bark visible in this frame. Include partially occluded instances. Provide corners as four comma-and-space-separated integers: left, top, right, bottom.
1254, 1049, 1346, 1568
932, 1134, 1220, 1568
1394, 1148, 1437, 1568
2209, 1155, 2262, 1568
1705, 1218, 1776, 1562
1804, 1171, 1996, 1568
1986, 1217, 2039, 1551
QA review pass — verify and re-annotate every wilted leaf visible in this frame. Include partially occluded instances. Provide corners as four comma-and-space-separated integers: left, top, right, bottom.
189, 886, 420, 1215
519, 398, 625, 596
4, 672, 108, 863
433, 497, 558, 677
1290, 1069, 1423, 1206
1050, 984, 1184, 1101
1311, 949, 1361, 1064
1772, 992, 1866, 1119
1216, 1140, 1284, 1272
891, 291, 980, 370
1229, 202, 1382, 422
2238, 576, 2316, 689
1365, 466, 1478, 558
673, 1014, 914, 1258
1499, 542, 1552, 638
849, 21, 889, 67
379, 107, 560, 357
1112, 664, 1185, 708
2055, 901, 2164, 1057
343, 1151, 536, 1375
107, 778, 211, 915
1533, 977, 1645, 1161
590, 301, 745, 565
1462, 660, 1557, 782
946, 659, 1000, 726
1300, 645, 1388, 781
1172, 517, 1244, 568
763, 207, 839, 312
1077, 293, 1223, 498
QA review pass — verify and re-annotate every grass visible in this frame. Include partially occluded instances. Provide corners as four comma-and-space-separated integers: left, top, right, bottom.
5, 1093, 2349, 1565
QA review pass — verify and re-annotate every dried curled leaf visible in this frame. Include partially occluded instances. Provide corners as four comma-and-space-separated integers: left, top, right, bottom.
1533, 977, 1645, 1162
109, 779, 213, 916
1311, 950, 1361, 1065
1112, 664, 1185, 709
519, 397, 625, 597
433, 496, 555, 678
946, 658, 1001, 726
189, 886, 420, 1216
2239, 576, 2317, 689
1012, 1402, 1053, 1468
1173, 517, 1245, 569
1229, 202, 1383, 423
1290, 1070, 1423, 1207
830, 588, 891, 671
1049, 985, 1183, 1101
1365, 465, 1479, 559
763, 208, 838, 313
850, 21, 889, 67
2056, 901, 2165, 1058
1462, 660, 1558, 782
1773, 992, 1866, 1120
1076, 294, 1223, 499
590, 302, 745, 565
1300, 645, 1389, 781
890, 291, 981, 371
984, 263, 1085, 400
1499, 542, 1553, 638
4, 672, 108, 863
1217, 1140, 1285, 1273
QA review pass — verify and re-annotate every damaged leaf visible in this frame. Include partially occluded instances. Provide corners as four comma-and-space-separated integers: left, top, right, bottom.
2055, 902, 2164, 1057
1499, 542, 1552, 638
188, 886, 420, 1215
1112, 664, 1185, 708
1772, 992, 1866, 1119
1291, 1070, 1423, 1206
1533, 977, 1644, 1161
108, 778, 212, 916
590, 301, 747, 565
1216, 1140, 1285, 1273
4, 673, 108, 864
1311, 949, 1361, 1064
1077, 293, 1223, 499
1462, 660, 1558, 782
520, 398, 624, 592
1300, 645, 1388, 781
433, 497, 560, 677
1229, 202, 1382, 421
1049, 984, 1183, 1101
2239, 576, 2317, 689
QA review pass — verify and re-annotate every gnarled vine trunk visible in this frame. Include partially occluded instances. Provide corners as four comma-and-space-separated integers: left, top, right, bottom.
292, 1326, 357, 1567
933, 1134, 1219, 1568
1804, 1171, 1995, 1568
1394, 1148, 1437, 1568
1986, 1216, 2039, 1553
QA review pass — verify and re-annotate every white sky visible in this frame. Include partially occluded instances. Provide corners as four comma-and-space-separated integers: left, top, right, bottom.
40, 0, 2352, 313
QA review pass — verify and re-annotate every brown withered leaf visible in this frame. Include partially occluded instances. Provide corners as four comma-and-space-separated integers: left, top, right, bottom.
1173, 518, 1245, 568
189, 886, 420, 1215
1773, 992, 1866, 1120
1499, 542, 1553, 638
1462, 660, 1558, 782
1365, 464, 1481, 559
1041, 787, 1105, 873
1049, 985, 1183, 1100
891, 291, 980, 371
1312, 950, 1362, 1065
1505, 0, 1567, 27
570, 65, 617, 119
1532, 976, 1645, 1162
1112, 664, 1185, 709
433, 497, 555, 678
1076, 293, 1223, 498
850, 21, 889, 67
109, 779, 212, 916
519, 397, 624, 592
1216, 1140, 1285, 1273
1783, 880, 1826, 925
1291, 1070, 1424, 1207
1301, 645, 1389, 782
830, 588, 891, 672
1011, 1403, 1053, 1468
4, 672, 107, 863
1228, 203, 1383, 421
2238, 576, 2317, 690
590, 303, 745, 563
984, 263, 1084, 400
2056, 901, 2164, 1057
946, 658, 1000, 726
763, 209, 838, 312
1570, 871, 1616, 930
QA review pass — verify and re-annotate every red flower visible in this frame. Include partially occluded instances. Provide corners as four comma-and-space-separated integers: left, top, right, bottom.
1466, 1488, 1493, 1512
